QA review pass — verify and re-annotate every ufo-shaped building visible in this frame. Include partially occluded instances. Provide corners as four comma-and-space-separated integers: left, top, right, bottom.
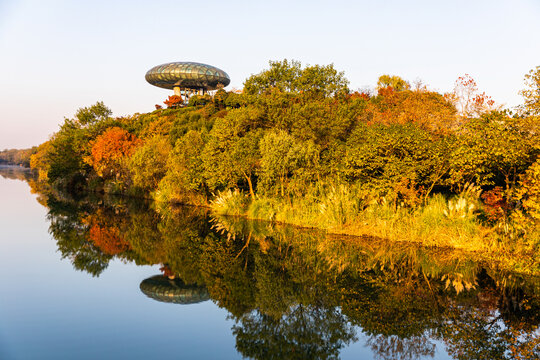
145, 61, 230, 99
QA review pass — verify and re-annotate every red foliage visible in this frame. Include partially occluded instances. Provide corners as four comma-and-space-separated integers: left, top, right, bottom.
481, 187, 509, 223
164, 95, 184, 108
88, 127, 141, 177
377, 86, 396, 97
155, 104, 163, 110
159, 265, 175, 278
348, 91, 371, 101
88, 223, 131, 255
447, 74, 496, 116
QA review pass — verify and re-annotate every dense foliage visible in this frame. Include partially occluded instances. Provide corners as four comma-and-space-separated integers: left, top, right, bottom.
29, 60, 540, 268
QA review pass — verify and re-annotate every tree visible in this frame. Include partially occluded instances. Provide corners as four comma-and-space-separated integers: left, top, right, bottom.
296, 64, 349, 97
164, 95, 184, 108
369, 88, 458, 132
30, 141, 52, 180
344, 123, 440, 192
128, 136, 171, 191
519, 65, 540, 116
259, 130, 319, 197
87, 127, 141, 178
376, 75, 410, 92
158, 130, 208, 203
75, 101, 112, 126
243, 59, 349, 98
201, 107, 265, 196
244, 59, 302, 95
447, 111, 536, 188
445, 74, 496, 118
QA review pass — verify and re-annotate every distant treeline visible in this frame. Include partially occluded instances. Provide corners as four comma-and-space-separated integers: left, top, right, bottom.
27, 60, 540, 273
0, 147, 37, 167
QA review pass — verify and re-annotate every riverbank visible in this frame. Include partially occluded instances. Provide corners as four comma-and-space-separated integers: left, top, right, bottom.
207, 188, 539, 276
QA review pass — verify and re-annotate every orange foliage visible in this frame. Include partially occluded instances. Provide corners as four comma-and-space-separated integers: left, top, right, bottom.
30, 140, 53, 181
164, 95, 184, 108
368, 88, 458, 133
347, 91, 371, 101
87, 127, 141, 177
88, 223, 130, 255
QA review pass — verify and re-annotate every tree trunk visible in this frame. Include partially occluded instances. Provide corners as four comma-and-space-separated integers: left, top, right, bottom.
244, 172, 256, 200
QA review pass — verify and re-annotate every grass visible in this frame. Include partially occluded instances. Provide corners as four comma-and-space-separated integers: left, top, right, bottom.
207, 185, 539, 275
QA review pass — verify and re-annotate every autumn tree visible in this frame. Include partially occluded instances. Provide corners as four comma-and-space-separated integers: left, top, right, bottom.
87, 213, 131, 256
87, 127, 141, 178
369, 87, 457, 132
164, 95, 184, 108
30, 141, 52, 181
445, 74, 496, 118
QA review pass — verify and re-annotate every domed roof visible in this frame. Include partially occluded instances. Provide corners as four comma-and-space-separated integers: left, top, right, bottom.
145, 62, 230, 91
140, 275, 210, 304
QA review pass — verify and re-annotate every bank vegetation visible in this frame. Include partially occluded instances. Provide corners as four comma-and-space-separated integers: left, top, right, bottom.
29, 60, 540, 274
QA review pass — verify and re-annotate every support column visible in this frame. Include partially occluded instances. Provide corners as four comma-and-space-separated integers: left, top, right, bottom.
173, 86, 181, 96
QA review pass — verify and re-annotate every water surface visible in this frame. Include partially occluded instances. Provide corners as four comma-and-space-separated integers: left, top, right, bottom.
0, 166, 538, 359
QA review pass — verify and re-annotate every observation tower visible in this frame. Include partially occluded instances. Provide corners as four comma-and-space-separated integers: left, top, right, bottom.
145, 61, 230, 101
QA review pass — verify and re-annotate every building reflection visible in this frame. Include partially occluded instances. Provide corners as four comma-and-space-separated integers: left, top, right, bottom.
140, 275, 210, 305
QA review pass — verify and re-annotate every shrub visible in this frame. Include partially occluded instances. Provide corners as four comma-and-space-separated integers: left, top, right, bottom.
210, 189, 249, 216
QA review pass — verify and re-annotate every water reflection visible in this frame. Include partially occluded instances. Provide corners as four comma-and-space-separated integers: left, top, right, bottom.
140, 275, 210, 304
17, 170, 540, 359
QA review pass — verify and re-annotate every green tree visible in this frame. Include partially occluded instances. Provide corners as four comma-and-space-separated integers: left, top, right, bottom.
376, 75, 410, 91
344, 123, 439, 192
128, 136, 171, 192
244, 59, 348, 98
75, 101, 112, 126
201, 107, 265, 197
259, 130, 319, 196
244, 59, 302, 95
448, 111, 537, 188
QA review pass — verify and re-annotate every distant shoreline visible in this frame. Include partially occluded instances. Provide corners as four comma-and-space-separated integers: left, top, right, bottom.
0, 164, 31, 169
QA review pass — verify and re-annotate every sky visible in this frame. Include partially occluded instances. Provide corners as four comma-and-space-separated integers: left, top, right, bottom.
0, 0, 539, 149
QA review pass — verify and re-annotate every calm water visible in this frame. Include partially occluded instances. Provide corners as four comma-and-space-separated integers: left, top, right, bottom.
0, 166, 538, 359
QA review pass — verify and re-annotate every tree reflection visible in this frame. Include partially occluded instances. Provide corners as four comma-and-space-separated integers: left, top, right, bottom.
29, 184, 540, 360
233, 305, 357, 360
366, 334, 436, 360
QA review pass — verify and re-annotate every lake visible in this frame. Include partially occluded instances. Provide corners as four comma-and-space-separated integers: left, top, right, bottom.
0, 166, 538, 359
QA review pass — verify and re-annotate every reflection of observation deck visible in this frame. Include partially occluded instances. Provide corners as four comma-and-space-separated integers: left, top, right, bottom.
145, 62, 230, 100
140, 275, 210, 304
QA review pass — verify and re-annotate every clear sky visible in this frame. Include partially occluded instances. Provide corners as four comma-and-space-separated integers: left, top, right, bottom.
1, 0, 539, 149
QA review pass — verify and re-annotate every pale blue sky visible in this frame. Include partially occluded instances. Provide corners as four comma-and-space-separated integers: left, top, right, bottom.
1, 0, 539, 148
